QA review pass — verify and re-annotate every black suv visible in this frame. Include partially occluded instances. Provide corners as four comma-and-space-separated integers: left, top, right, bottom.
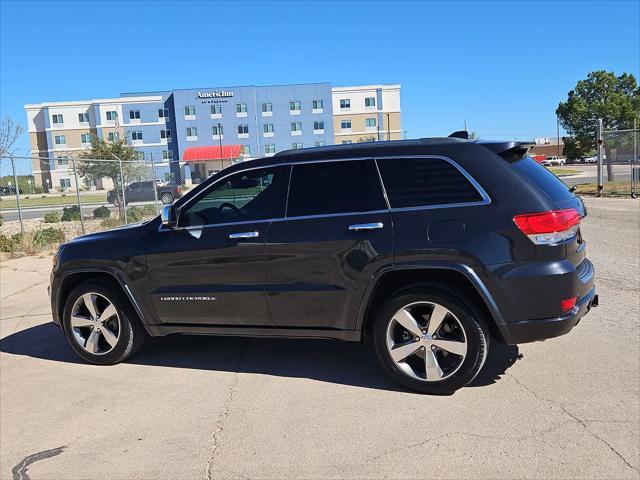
49, 137, 598, 394
107, 181, 182, 205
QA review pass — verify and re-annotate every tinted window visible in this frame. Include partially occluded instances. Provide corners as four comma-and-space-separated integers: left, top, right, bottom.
179, 167, 286, 227
377, 157, 483, 208
512, 156, 573, 202
287, 160, 386, 217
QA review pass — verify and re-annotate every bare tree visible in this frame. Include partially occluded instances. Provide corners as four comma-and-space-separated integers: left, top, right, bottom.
0, 116, 24, 157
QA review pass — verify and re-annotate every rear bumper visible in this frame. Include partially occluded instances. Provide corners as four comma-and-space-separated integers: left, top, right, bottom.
499, 286, 598, 344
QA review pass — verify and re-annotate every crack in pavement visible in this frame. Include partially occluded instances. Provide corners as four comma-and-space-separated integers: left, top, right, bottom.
205, 349, 247, 480
11, 446, 66, 480
1, 279, 49, 301
504, 371, 639, 473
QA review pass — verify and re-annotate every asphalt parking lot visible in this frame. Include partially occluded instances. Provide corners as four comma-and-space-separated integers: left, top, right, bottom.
1, 196, 638, 480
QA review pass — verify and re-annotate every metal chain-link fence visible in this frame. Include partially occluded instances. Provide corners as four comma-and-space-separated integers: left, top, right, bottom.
1, 155, 190, 252
597, 119, 639, 197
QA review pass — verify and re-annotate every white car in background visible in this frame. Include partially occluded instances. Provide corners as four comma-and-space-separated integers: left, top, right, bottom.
582, 156, 597, 163
542, 156, 566, 166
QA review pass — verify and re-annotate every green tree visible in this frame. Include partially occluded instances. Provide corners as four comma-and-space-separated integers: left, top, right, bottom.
77, 136, 147, 218
556, 71, 640, 171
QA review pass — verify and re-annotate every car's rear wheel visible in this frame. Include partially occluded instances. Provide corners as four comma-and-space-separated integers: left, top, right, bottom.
62, 280, 147, 365
373, 287, 489, 394
161, 193, 173, 204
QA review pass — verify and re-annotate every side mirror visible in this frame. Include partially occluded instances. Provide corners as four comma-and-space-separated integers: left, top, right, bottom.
161, 205, 177, 228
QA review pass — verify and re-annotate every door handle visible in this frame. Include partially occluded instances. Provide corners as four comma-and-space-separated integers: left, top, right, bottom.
348, 222, 384, 231
229, 231, 259, 239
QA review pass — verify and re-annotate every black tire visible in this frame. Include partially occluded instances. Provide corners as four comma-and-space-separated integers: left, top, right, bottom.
373, 286, 489, 394
62, 280, 148, 365
161, 193, 173, 204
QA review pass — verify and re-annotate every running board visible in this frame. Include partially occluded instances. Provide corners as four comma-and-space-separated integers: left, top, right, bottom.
145, 324, 361, 342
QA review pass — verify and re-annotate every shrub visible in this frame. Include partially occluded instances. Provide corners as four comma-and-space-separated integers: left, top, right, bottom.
100, 217, 123, 229
93, 206, 111, 219
126, 206, 144, 223
33, 228, 65, 248
0, 234, 14, 252
61, 205, 81, 221
43, 211, 61, 223
0, 213, 3, 227
140, 204, 156, 216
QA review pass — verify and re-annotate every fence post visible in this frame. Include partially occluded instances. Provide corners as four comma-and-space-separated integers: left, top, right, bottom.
633, 118, 638, 199
10, 155, 25, 235
150, 153, 159, 214
113, 154, 128, 224
72, 158, 85, 235
596, 118, 603, 197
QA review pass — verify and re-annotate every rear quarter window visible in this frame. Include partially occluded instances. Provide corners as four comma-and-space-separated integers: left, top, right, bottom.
377, 157, 484, 208
512, 157, 573, 202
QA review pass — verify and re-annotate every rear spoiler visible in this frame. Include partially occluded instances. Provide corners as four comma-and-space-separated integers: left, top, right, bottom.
475, 140, 535, 163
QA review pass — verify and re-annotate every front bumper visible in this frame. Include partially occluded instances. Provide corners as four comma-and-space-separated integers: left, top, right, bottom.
499, 286, 598, 344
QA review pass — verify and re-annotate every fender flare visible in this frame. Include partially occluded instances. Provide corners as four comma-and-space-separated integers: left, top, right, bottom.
55, 267, 151, 331
355, 261, 507, 334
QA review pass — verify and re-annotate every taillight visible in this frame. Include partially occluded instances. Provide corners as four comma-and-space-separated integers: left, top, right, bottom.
513, 208, 580, 245
560, 296, 578, 312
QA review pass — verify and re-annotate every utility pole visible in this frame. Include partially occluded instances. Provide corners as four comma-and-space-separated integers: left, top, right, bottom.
112, 153, 128, 223
556, 114, 560, 158
464, 119, 467, 132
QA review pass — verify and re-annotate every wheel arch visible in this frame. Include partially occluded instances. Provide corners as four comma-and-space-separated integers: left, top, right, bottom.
357, 263, 508, 342
56, 269, 150, 333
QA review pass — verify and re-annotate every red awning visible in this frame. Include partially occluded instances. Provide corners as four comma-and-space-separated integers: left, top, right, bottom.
183, 145, 242, 162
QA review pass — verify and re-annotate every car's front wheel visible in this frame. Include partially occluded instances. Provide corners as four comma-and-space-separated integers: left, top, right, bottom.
62, 280, 147, 365
373, 287, 489, 394
161, 193, 174, 204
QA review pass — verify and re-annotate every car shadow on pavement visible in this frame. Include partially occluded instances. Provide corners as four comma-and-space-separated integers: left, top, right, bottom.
0, 322, 521, 393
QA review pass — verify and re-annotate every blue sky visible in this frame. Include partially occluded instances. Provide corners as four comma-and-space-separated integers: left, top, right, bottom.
1, 0, 638, 174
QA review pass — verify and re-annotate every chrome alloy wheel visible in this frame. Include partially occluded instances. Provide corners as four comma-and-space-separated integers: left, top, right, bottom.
386, 301, 468, 382
70, 293, 121, 355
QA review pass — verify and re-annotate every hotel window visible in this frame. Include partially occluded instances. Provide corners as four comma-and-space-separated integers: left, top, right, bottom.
184, 106, 196, 117
315, 141, 325, 147
237, 124, 249, 135
366, 117, 377, 127
312, 99, 323, 110
263, 123, 274, 133
80, 133, 92, 143
57, 156, 69, 166
265, 144, 276, 154
52, 114, 63, 124
212, 125, 223, 136
54, 135, 66, 145
365, 97, 376, 107
262, 102, 272, 113
341, 119, 352, 130
236, 103, 247, 113
59, 178, 71, 189
290, 101, 301, 111
292, 142, 303, 150
241, 145, 251, 156
162, 150, 173, 160
158, 108, 170, 119
129, 110, 141, 120
78, 113, 89, 123
106, 111, 117, 121
131, 131, 143, 141
186, 127, 197, 137
340, 99, 351, 109
107, 132, 119, 142
211, 104, 222, 115
161, 129, 172, 140
341, 140, 352, 144
314, 120, 324, 130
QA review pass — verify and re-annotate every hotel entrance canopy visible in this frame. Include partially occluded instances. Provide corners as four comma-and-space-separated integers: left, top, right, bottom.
182, 145, 242, 162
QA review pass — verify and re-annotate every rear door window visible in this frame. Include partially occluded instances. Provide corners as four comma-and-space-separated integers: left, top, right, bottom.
512, 156, 573, 202
287, 160, 386, 217
377, 157, 484, 208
